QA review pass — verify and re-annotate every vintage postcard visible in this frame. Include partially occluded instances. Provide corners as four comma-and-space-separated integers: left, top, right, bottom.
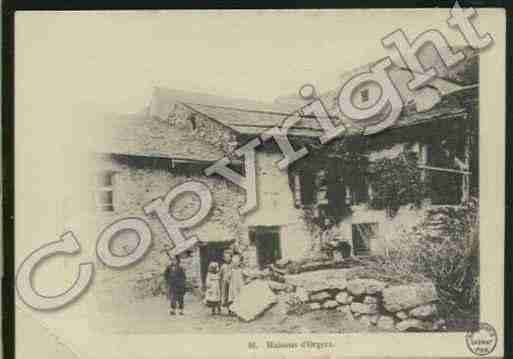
12, 7, 506, 359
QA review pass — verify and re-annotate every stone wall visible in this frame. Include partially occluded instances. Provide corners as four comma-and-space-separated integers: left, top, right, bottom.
93, 155, 245, 298
167, 103, 239, 156
92, 149, 317, 299
276, 269, 445, 332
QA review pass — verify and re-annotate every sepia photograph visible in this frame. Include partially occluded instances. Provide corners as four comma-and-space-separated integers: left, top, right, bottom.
10, 7, 506, 359
91, 45, 480, 335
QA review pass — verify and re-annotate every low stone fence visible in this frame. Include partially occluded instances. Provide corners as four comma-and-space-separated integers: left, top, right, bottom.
272, 269, 445, 331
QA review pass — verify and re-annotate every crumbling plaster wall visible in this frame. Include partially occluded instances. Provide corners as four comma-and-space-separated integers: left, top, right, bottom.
243, 152, 313, 263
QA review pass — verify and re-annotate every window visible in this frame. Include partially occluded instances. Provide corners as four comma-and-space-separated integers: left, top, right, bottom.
297, 171, 316, 207
292, 167, 351, 215
361, 89, 370, 103
190, 116, 197, 131
350, 177, 369, 204
95, 171, 115, 211
315, 170, 329, 205
426, 138, 464, 205
352, 223, 378, 256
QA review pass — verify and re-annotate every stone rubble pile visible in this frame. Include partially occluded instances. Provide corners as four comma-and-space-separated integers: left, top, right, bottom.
267, 272, 445, 331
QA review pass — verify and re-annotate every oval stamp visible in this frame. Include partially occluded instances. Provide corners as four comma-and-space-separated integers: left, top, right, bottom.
465, 322, 498, 356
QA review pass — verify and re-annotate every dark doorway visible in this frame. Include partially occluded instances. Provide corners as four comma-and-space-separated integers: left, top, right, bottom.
337, 242, 352, 259
249, 226, 282, 269
199, 242, 231, 287
351, 223, 377, 256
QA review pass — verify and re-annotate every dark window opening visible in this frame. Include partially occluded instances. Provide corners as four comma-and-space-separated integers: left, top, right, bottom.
350, 176, 369, 204
190, 116, 197, 130
298, 170, 316, 206
337, 242, 352, 259
291, 164, 350, 224
324, 167, 349, 221
426, 136, 464, 205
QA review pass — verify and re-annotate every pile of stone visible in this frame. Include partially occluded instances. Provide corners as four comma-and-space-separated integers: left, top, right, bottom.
229, 280, 278, 322
382, 282, 445, 331
275, 270, 444, 331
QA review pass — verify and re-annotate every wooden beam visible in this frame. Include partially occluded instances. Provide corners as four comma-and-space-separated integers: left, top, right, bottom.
417, 164, 471, 175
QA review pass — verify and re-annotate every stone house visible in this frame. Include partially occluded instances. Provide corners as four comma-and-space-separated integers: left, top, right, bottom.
90, 47, 478, 293
91, 92, 317, 291
90, 109, 243, 290
308, 47, 479, 256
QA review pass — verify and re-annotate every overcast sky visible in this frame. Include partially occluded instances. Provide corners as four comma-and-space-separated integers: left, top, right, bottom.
16, 9, 472, 115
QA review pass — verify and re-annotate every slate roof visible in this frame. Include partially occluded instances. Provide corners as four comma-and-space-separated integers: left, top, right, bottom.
96, 112, 224, 162
174, 47, 477, 138
182, 84, 474, 139
98, 46, 477, 160
182, 102, 326, 137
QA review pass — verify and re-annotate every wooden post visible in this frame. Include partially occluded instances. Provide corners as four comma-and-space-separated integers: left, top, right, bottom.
293, 173, 302, 207
461, 132, 471, 203
419, 143, 429, 182
417, 165, 471, 175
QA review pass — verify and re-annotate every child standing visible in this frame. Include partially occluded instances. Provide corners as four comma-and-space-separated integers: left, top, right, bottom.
228, 254, 244, 308
219, 251, 232, 314
164, 258, 186, 315
204, 262, 221, 315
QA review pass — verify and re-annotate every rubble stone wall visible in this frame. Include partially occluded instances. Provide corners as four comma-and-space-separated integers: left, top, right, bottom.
278, 270, 444, 332
93, 150, 316, 300
93, 155, 245, 298
171, 103, 239, 156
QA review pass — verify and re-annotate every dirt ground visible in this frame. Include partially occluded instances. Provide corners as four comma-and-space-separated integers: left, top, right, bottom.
91, 292, 385, 334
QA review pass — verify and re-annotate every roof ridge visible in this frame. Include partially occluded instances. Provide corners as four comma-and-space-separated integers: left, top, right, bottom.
183, 101, 337, 120
183, 101, 297, 117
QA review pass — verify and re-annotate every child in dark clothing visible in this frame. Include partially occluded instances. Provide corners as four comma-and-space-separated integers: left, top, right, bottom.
164, 259, 186, 315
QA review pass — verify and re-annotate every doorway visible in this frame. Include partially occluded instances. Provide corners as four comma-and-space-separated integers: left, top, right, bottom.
249, 226, 282, 269
199, 242, 231, 287
351, 223, 377, 256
